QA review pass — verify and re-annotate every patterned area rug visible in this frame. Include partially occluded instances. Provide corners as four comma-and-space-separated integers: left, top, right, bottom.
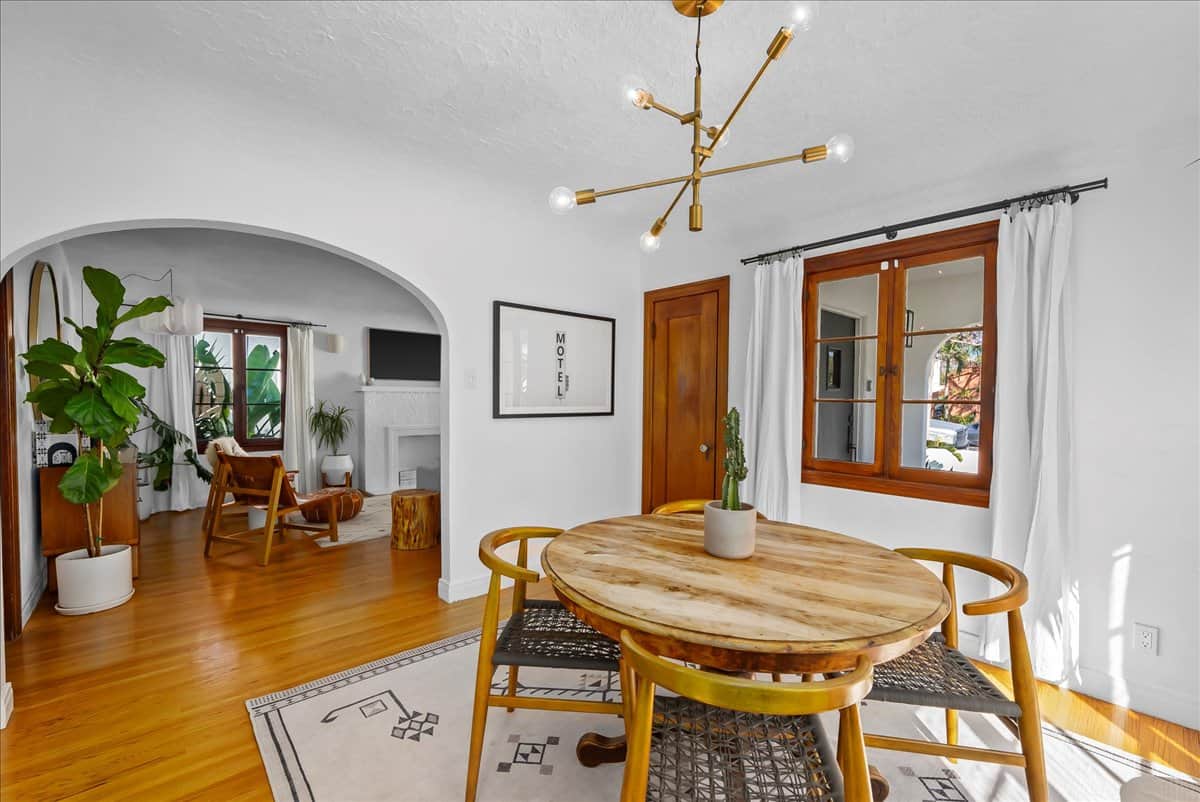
246, 629, 1200, 802
314, 495, 392, 548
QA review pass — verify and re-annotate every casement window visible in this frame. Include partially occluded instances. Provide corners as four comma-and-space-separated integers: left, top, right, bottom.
193, 318, 287, 451
801, 222, 997, 507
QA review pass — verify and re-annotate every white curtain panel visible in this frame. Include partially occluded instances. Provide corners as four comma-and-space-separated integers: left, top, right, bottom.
283, 325, 317, 494
742, 256, 804, 522
138, 333, 207, 518
985, 197, 1078, 683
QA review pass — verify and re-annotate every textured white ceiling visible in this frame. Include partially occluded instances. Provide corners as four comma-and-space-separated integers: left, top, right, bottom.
3, 1, 1197, 244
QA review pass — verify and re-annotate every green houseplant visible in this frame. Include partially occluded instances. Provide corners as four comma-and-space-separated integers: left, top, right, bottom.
703, 407, 758, 559
309, 400, 355, 486
22, 266, 171, 613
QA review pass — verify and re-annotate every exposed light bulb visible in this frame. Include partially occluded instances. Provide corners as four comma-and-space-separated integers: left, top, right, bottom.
710, 125, 731, 149
826, 133, 855, 163
787, 1, 820, 32
620, 74, 651, 110
639, 231, 662, 254
548, 186, 576, 215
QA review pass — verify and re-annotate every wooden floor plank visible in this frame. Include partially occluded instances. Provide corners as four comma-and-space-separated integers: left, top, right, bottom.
1, 507, 1196, 800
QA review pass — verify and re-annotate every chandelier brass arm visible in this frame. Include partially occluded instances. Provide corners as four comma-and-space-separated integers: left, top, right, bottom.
547, 1, 849, 254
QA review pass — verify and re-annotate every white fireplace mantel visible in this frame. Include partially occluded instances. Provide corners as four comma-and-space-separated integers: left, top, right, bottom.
358, 385, 440, 494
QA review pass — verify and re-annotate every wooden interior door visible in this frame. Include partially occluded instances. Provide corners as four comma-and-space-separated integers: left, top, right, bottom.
642, 276, 729, 513
1, 269, 21, 640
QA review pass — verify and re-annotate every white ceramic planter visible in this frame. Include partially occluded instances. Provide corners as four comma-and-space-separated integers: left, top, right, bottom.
703, 501, 758, 559
321, 453, 354, 487
55, 544, 134, 615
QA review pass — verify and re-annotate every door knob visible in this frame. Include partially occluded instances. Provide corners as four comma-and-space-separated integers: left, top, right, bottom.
699, 443, 710, 454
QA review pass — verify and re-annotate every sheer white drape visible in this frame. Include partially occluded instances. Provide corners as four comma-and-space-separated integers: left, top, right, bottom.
742, 256, 804, 522
985, 197, 1078, 683
282, 325, 317, 494
138, 333, 207, 518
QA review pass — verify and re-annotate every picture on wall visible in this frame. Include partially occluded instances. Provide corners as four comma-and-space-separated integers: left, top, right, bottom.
493, 301, 615, 418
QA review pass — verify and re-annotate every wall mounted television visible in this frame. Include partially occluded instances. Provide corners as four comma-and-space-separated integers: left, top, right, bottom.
367, 328, 441, 381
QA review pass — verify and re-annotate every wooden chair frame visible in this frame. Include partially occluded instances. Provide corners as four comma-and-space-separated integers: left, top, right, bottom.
466, 526, 624, 802
202, 452, 338, 566
651, 498, 767, 520
619, 629, 875, 802
863, 548, 1047, 802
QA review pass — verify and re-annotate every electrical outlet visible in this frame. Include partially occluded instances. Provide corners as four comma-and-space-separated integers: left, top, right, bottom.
1133, 623, 1159, 655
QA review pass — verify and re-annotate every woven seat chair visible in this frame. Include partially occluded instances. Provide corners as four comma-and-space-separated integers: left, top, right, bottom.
619, 629, 875, 802
863, 548, 1047, 802
465, 527, 622, 802
652, 499, 768, 520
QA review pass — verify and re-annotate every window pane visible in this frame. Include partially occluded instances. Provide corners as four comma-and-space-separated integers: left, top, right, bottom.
194, 331, 233, 369
814, 401, 875, 464
901, 402, 982, 474
194, 403, 234, 442
902, 330, 983, 402
815, 340, 877, 400
904, 256, 984, 333
244, 333, 283, 437
245, 403, 282, 439
817, 274, 878, 337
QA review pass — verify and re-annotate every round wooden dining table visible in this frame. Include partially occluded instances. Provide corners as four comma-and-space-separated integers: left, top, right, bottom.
541, 513, 952, 788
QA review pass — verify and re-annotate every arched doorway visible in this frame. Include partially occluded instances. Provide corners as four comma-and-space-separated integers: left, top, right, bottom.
1, 219, 453, 619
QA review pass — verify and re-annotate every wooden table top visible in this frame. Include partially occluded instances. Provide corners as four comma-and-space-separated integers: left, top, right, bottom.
542, 514, 951, 672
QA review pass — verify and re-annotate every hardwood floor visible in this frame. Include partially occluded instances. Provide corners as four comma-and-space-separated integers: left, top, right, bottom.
1, 508, 1197, 800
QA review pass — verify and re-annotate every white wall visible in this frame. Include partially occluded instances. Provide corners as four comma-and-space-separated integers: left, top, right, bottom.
0, 40, 643, 608
641, 134, 1200, 728
57, 227, 439, 490
6, 244, 83, 624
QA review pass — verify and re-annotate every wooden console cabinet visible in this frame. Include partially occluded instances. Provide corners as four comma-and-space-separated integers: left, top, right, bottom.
39, 465, 140, 589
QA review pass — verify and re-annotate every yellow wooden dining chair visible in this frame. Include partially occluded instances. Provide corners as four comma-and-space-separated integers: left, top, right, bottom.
862, 549, 1047, 802
652, 499, 768, 520
465, 527, 623, 802
619, 629, 875, 802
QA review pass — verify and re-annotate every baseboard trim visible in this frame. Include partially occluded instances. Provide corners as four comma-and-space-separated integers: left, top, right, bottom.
0, 681, 13, 729
437, 572, 516, 603
1075, 664, 1199, 730
20, 563, 47, 626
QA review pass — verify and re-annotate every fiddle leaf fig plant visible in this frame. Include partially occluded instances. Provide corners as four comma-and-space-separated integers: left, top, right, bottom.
22, 266, 171, 557
720, 407, 748, 511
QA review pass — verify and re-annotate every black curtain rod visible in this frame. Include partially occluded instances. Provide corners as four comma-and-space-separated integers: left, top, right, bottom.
206, 312, 327, 328
741, 177, 1108, 266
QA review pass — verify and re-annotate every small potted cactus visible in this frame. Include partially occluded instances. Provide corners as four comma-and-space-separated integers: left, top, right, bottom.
704, 407, 757, 558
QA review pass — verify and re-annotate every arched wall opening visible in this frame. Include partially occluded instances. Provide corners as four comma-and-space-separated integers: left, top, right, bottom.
2, 219, 454, 611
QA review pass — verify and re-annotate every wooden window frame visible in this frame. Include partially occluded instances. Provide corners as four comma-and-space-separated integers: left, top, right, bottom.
801, 221, 998, 507
194, 318, 288, 453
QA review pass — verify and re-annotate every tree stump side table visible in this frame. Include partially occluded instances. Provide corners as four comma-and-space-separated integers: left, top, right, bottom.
390, 489, 440, 550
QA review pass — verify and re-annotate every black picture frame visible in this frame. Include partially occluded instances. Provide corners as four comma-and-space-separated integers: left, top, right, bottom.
492, 301, 616, 419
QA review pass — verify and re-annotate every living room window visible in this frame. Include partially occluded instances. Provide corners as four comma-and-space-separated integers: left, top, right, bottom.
801, 222, 997, 507
193, 318, 287, 451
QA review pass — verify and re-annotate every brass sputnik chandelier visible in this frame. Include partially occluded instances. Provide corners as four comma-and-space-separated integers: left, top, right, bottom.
548, 0, 853, 253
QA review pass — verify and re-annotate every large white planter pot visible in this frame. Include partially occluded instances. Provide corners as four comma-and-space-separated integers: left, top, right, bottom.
54, 544, 134, 616
321, 453, 354, 487
703, 501, 758, 559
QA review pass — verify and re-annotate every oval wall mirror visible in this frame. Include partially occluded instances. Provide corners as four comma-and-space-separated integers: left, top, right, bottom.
27, 260, 62, 421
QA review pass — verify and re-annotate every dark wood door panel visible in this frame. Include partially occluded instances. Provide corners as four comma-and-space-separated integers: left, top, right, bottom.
642, 277, 729, 513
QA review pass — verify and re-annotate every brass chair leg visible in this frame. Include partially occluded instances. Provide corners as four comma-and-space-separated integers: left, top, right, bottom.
465, 575, 501, 802
839, 705, 872, 802
505, 666, 519, 712
946, 708, 959, 762
1009, 610, 1048, 802
619, 675, 656, 802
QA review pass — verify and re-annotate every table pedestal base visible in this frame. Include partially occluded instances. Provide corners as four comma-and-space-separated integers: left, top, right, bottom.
576, 732, 626, 767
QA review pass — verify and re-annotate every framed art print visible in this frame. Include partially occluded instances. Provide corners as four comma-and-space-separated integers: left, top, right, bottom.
493, 301, 615, 418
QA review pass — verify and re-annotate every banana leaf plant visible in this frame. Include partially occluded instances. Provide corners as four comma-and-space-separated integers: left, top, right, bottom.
192, 337, 281, 441
136, 400, 212, 491
21, 267, 171, 557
